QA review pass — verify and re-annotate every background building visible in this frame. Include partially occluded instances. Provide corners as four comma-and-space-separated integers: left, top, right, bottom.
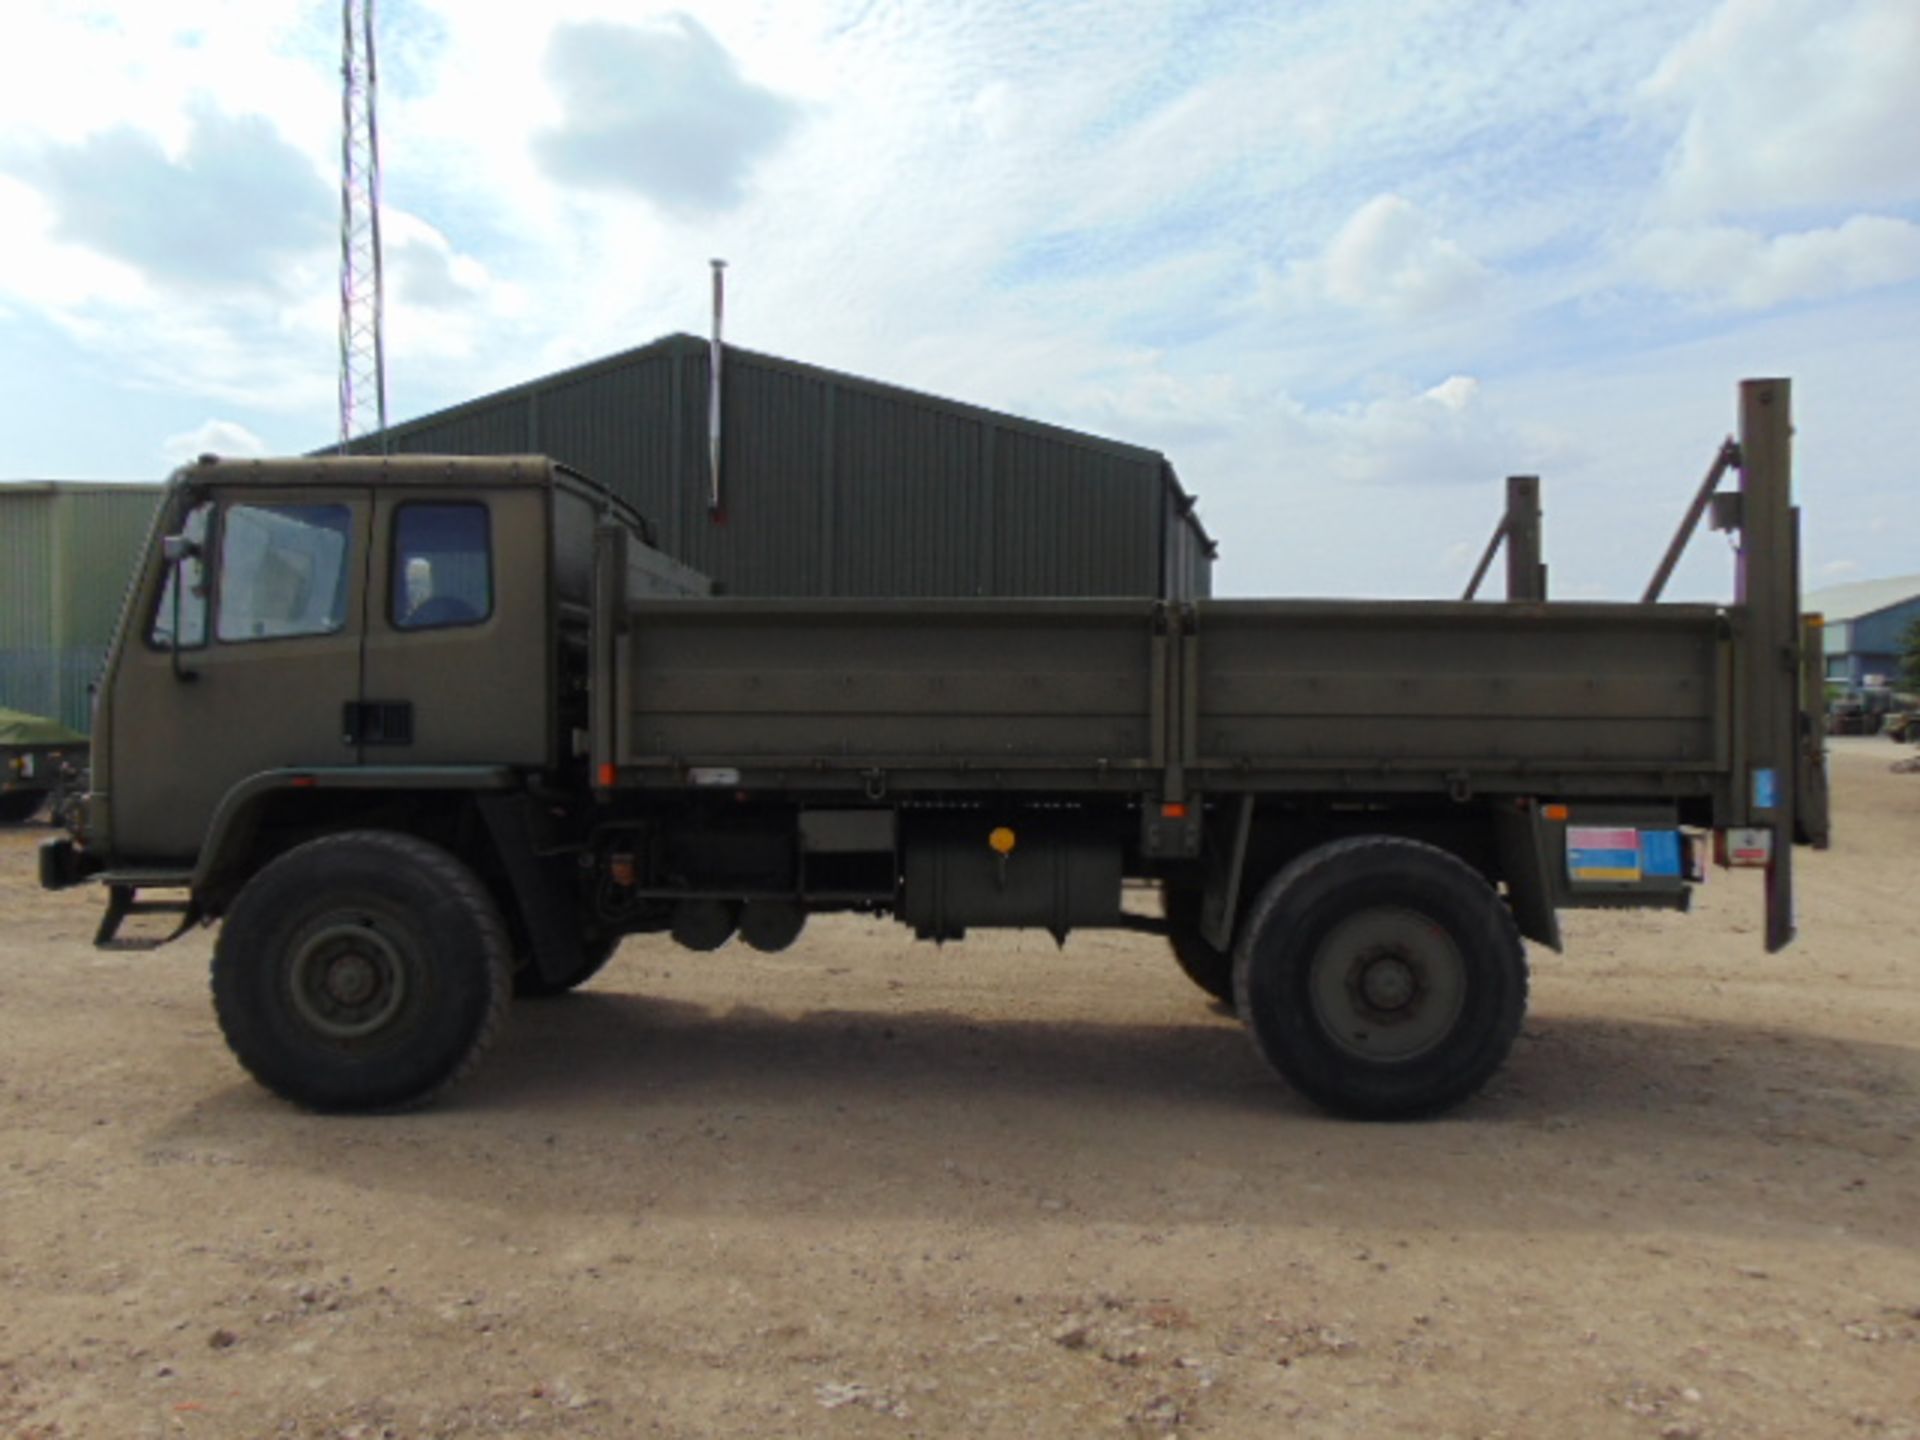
339, 334, 1215, 601
0, 483, 163, 731
1807, 573, 1920, 689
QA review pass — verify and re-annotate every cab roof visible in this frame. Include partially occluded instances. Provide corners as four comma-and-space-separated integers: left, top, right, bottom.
169, 453, 660, 547
173, 453, 576, 489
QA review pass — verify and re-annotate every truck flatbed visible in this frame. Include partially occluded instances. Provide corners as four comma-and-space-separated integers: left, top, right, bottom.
605, 596, 1732, 801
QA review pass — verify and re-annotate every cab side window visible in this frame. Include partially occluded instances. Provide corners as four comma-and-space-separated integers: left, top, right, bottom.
216, 504, 353, 642
149, 501, 213, 649
392, 502, 492, 630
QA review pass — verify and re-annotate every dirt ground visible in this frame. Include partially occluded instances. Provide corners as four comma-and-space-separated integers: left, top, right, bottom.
1, 739, 1915, 1440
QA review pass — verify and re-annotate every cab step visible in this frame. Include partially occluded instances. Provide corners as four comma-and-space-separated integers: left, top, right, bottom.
94, 882, 200, 951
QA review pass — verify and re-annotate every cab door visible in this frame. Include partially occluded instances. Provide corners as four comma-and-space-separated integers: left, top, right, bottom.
108, 490, 369, 862
359, 486, 549, 767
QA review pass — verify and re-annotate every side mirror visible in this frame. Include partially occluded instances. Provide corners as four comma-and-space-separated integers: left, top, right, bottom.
164, 533, 201, 683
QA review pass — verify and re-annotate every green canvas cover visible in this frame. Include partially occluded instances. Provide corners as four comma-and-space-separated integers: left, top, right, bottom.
0, 706, 86, 747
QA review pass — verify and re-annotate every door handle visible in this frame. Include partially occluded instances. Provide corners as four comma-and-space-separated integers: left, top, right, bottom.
342, 701, 414, 746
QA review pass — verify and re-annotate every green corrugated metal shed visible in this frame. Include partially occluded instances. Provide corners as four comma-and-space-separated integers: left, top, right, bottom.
0, 482, 163, 732
337, 334, 1215, 600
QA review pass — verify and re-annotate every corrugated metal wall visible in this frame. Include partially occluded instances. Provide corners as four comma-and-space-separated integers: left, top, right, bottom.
57, 487, 163, 646
0, 484, 162, 731
829, 383, 984, 595
989, 427, 1155, 596
0, 491, 55, 655
1852, 598, 1920, 657
1162, 466, 1213, 601
349, 335, 1215, 599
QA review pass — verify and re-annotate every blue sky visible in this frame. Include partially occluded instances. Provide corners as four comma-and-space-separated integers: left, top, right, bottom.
0, 0, 1914, 599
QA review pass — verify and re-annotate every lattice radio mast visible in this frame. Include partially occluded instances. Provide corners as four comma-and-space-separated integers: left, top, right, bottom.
337, 0, 387, 448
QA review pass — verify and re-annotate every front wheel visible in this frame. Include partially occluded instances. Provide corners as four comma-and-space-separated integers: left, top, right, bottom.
211, 830, 512, 1111
1233, 836, 1527, 1120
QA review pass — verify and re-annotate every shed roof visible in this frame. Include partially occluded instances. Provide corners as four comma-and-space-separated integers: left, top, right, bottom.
1804, 573, 1920, 623
331, 332, 1216, 555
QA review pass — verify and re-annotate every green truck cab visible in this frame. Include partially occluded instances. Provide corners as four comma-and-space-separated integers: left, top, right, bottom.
42, 383, 1829, 1120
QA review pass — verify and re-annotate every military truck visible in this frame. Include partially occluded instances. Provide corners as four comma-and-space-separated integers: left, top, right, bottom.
39, 380, 1828, 1120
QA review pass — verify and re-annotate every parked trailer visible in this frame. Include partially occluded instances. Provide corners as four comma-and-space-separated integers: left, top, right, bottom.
41, 380, 1827, 1119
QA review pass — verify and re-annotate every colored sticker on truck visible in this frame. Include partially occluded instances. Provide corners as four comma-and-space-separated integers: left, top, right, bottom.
1566, 826, 1685, 884
1639, 829, 1682, 878
1566, 826, 1641, 882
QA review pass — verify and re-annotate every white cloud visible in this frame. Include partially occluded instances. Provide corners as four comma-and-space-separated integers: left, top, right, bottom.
1424, 375, 1479, 413
0, 3, 336, 167
1633, 215, 1920, 308
386, 217, 489, 311
1644, 0, 1920, 218
534, 15, 801, 214
161, 418, 268, 465
1323, 197, 1490, 313
379, 209, 525, 345
1270, 375, 1536, 488
0, 175, 152, 311
1170, 371, 1552, 501
1192, 376, 1573, 595
6, 106, 333, 294
1262, 195, 1490, 318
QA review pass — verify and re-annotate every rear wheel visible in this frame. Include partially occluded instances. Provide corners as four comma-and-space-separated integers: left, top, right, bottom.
211, 830, 512, 1111
1233, 836, 1527, 1120
1161, 884, 1235, 1003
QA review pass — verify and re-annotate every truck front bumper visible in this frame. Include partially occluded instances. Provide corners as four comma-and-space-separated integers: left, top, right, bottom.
39, 838, 102, 891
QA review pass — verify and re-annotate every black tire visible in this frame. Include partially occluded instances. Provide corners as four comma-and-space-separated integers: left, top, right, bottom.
1233, 836, 1527, 1120
0, 790, 47, 824
1161, 884, 1235, 1004
211, 830, 512, 1111
513, 933, 620, 998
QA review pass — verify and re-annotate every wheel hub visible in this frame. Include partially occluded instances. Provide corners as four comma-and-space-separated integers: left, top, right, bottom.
324, 953, 379, 1005
1356, 951, 1417, 1012
1308, 907, 1468, 1063
289, 920, 408, 1041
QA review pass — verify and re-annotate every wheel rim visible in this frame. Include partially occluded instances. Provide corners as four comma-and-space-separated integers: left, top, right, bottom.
1307, 906, 1467, 1062
287, 919, 409, 1041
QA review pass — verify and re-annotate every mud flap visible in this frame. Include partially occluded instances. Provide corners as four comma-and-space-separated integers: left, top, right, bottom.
475, 794, 587, 983
1492, 800, 1561, 952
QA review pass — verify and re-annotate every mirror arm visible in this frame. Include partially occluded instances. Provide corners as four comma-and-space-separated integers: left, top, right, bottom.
168, 549, 199, 684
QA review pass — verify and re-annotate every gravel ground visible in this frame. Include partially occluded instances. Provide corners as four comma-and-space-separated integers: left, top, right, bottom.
1, 737, 1915, 1439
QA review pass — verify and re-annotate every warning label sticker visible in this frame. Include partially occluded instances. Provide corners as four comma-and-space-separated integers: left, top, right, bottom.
1567, 826, 1641, 882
